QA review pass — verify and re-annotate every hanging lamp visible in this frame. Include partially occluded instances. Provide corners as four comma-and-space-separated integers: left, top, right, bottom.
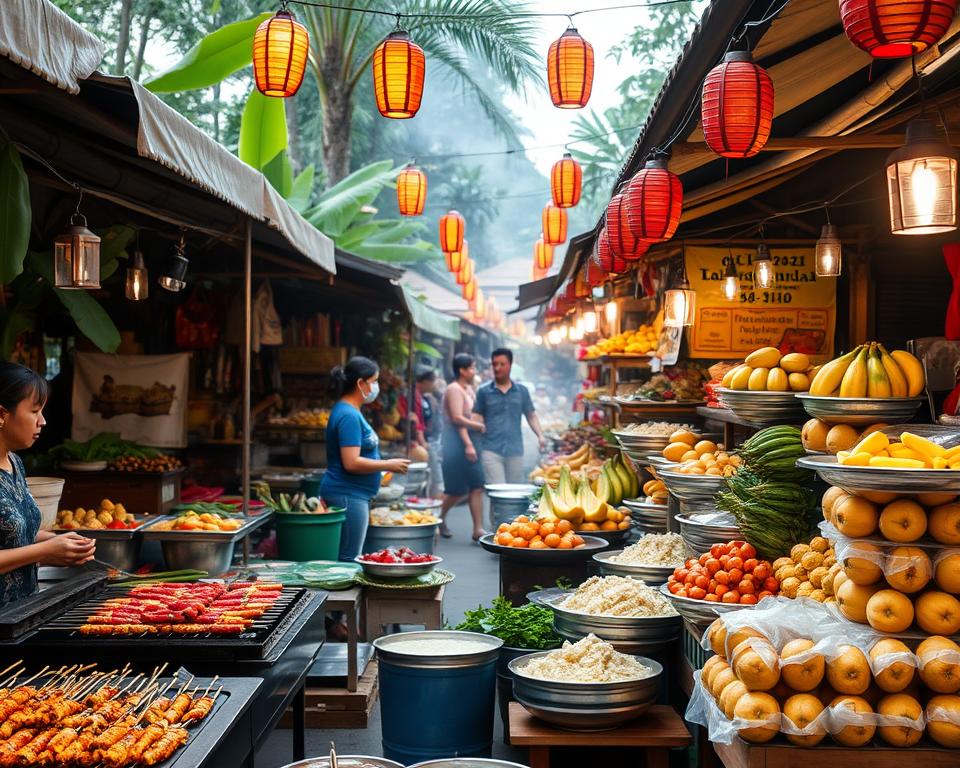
551, 152, 582, 207
596, 228, 614, 272
396, 163, 427, 216
754, 243, 776, 289
840, 0, 957, 58
253, 8, 310, 97
439, 210, 465, 252
664, 252, 696, 327
701, 50, 774, 158
721, 254, 740, 301
816, 210, 843, 276
158, 233, 189, 292
125, 248, 149, 301
886, 117, 958, 235
583, 307, 599, 334
542, 202, 568, 245
445, 245, 466, 273
547, 27, 594, 108
54, 189, 100, 289
535, 237, 554, 271
456, 258, 474, 286
625, 158, 683, 243
372, 27, 426, 118
606, 192, 648, 260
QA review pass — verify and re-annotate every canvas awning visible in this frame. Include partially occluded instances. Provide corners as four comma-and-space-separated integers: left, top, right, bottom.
401, 285, 461, 341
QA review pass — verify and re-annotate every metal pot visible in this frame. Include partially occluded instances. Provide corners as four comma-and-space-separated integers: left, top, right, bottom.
486, 485, 536, 529
280, 758, 403, 768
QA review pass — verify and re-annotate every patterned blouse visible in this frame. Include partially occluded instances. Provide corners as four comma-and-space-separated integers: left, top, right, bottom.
0, 453, 41, 607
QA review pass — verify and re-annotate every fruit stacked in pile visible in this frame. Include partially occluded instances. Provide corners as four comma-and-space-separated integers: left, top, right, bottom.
358, 547, 438, 564
584, 323, 659, 358
771, 538, 839, 603
642, 477, 667, 504
537, 466, 632, 531
823, 485, 960, 635
495, 516, 586, 549
837, 429, 960, 469
721, 347, 815, 392
529, 443, 604, 484
662, 430, 740, 477
56, 498, 138, 530
111, 454, 183, 472
801, 418, 889, 455
701, 618, 960, 747
808, 342, 924, 398
666, 540, 779, 605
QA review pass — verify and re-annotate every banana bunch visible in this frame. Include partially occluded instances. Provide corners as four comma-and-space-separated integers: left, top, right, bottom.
529, 444, 602, 483
720, 346, 815, 392
808, 342, 924, 398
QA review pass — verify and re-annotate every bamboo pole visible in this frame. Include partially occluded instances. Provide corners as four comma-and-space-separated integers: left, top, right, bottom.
242, 218, 252, 566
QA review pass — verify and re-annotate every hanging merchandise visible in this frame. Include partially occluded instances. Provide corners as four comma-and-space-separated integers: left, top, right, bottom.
54, 189, 100, 289
175, 287, 222, 350
606, 191, 648, 260
253, 9, 309, 97
753, 243, 776, 289
125, 249, 149, 301
542, 202, 568, 245
373, 26, 426, 118
158, 235, 189, 292
535, 237, 554, 270
456, 258, 474, 286
396, 163, 427, 215
625, 158, 683, 243
886, 117, 958, 235
840, 0, 957, 58
253, 279, 283, 352
815, 222, 842, 276
663, 255, 696, 328
547, 26, 594, 108
550, 152, 582, 207
701, 50, 774, 158
439, 210, 465, 252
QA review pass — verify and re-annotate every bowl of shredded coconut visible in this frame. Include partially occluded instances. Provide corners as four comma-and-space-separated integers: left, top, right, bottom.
509, 634, 662, 731
544, 576, 681, 654
592, 533, 688, 585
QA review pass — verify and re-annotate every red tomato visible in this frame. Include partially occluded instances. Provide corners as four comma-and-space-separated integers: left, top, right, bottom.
695, 575, 710, 590
764, 577, 779, 593
727, 556, 744, 571
710, 543, 724, 559
704, 593, 720, 602
743, 558, 758, 573
685, 573, 698, 585
738, 580, 756, 595
705, 558, 721, 574
719, 555, 730, 568
752, 563, 771, 580
689, 586, 707, 600
699, 553, 710, 565
675, 568, 688, 582
715, 584, 729, 597
721, 590, 740, 604
740, 543, 757, 559
714, 570, 730, 586
739, 594, 758, 605
758, 590, 774, 600
727, 568, 744, 583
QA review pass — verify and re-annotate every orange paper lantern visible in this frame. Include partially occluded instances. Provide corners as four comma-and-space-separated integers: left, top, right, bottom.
551, 152, 582, 207
624, 159, 683, 244
253, 10, 309, 98
840, 0, 957, 58
396, 164, 427, 216
462, 277, 477, 302
701, 51, 774, 159
534, 237, 554, 271
372, 30, 425, 118
542, 202, 568, 245
547, 27, 594, 108
439, 211, 465, 253
456, 258, 474, 286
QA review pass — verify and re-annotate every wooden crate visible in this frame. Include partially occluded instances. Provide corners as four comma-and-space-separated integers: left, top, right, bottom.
714, 738, 960, 768
57, 468, 184, 517
281, 659, 379, 730
279, 346, 347, 374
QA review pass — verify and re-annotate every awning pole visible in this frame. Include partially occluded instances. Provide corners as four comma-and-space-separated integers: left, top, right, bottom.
406, 320, 415, 456
242, 218, 252, 566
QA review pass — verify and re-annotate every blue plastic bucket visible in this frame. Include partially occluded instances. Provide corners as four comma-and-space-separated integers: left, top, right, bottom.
374, 631, 503, 764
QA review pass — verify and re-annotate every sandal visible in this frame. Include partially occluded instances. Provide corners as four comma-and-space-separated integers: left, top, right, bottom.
472, 530, 489, 543
439, 524, 453, 539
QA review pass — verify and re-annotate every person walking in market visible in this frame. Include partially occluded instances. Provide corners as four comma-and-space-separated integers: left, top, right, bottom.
472, 348, 546, 485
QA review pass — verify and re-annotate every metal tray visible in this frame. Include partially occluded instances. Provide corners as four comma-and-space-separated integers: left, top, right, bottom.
716, 388, 805, 425
140, 513, 272, 543
657, 468, 726, 502
478, 534, 607, 562
796, 394, 925, 426
797, 454, 960, 492
592, 551, 677, 586
658, 582, 756, 627
675, 513, 742, 552
354, 555, 442, 578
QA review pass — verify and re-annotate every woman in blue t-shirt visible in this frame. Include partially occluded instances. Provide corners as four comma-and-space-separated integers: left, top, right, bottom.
321, 357, 410, 561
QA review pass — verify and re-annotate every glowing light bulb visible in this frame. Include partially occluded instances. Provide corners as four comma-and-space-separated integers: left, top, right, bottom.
722, 275, 739, 301
583, 309, 598, 333
911, 160, 939, 225
604, 301, 617, 323
533, 334, 543, 345
754, 245, 775, 289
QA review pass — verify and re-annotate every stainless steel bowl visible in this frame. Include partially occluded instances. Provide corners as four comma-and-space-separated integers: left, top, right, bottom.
657, 469, 726, 502
92, 537, 142, 572
716, 388, 805, 425
478, 533, 608, 563
543, 594, 680, 655
159, 539, 235, 575
796, 454, 960, 492
409, 760, 530, 768
796, 394, 924, 426
281, 758, 404, 768
675, 513, 742, 553
611, 432, 673, 453
509, 652, 662, 731
658, 583, 756, 626
485, 483, 538, 495
354, 554, 442, 578
592, 551, 677, 586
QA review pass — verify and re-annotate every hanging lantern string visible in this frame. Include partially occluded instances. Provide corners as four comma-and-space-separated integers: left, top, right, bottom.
728, 0, 792, 49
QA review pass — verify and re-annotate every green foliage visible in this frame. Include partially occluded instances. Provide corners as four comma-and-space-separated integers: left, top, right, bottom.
49, 433, 159, 462
303, 161, 398, 238
0, 129, 31, 284
287, 164, 316, 213
455, 596, 561, 650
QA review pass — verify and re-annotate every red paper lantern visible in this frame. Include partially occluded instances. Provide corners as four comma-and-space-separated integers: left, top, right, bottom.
625, 159, 683, 243
605, 192, 649, 261
585, 253, 605, 287
534, 237, 554, 271
840, 0, 957, 58
253, 10, 309, 98
456, 258, 474, 286
551, 152, 582, 207
373, 30, 426, 118
439, 210, 465, 253
396, 164, 427, 216
547, 27, 594, 108
542, 202, 568, 245
701, 51, 774, 159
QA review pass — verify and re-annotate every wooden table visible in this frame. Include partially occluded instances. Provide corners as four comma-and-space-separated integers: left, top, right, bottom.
508, 702, 691, 768
324, 587, 362, 692
713, 738, 960, 768
363, 584, 445, 639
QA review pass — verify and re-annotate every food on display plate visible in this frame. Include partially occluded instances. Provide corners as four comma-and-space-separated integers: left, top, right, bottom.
770, 537, 838, 602
56, 498, 139, 530
666, 540, 780, 605
529, 443, 604, 484
455, 596, 562, 650
720, 346, 816, 392
547, 423, 611, 456
801, 418, 889, 454
617, 421, 696, 437
535, 465, 633, 529
837, 429, 960, 469
150, 511, 243, 532
584, 323, 660, 359
513, 633, 656, 683
608, 532, 687, 568
808, 342, 924, 398
358, 547, 438, 565
111, 454, 183, 472
267, 408, 330, 428
623, 364, 707, 403
369, 506, 439, 526
495, 516, 586, 549
558, 575, 677, 618
642, 477, 668, 505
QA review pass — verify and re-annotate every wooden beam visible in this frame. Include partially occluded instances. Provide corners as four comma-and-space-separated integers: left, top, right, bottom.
674, 132, 960, 154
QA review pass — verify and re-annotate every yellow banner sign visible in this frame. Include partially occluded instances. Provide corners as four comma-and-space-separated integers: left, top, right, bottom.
686, 246, 836, 361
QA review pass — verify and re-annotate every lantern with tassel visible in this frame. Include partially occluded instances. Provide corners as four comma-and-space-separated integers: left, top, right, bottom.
439, 210, 465, 252
701, 51, 774, 158
372, 29, 426, 118
840, 0, 957, 58
253, 10, 310, 98
542, 202, 568, 245
551, 152, 582, 207
396, 163, 427, 216
625, 159, 683, 243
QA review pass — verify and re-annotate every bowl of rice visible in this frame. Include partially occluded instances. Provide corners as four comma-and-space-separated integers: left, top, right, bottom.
544, 575, 681, 654
509, 634, 662, 731
592, 532, 688, 585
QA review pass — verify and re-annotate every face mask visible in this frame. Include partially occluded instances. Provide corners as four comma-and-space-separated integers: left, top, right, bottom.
361, 380, 380, 404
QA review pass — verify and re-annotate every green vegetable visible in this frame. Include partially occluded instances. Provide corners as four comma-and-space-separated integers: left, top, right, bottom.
50, 432, 159, 463
170, 502, 243, 516
454, 596, 561, 650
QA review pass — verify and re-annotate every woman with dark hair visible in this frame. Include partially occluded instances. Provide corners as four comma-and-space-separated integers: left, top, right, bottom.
0, 363, 95, 607
321, 356, 410, 561
439, 353, 486, 541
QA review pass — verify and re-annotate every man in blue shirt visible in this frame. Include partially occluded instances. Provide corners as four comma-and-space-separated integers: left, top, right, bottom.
472, 348, 546, 484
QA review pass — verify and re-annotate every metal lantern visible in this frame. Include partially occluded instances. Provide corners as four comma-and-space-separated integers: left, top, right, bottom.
542, 202, 568, 245
664, 256, 695, 327
125, 250, 149, 301
456, 258, 474, 286
721, 256, 740, 301
816, 224, 843, 276
753, 244, 776, 289
701, 51, 774, 159
886, 118, 958, 235
54, 209, 100, 289
253, 10, 309, 98
439, 210, 465, 253
551, 152, 582, 207
396, 163, 427, 216
158, 235, 189, 292
625, 159, 683, 243
535, 237, 554, 271
547, 27, 594, 108
840, 0, 957, 58
606, 192, 648, 260
373, 29, 426, 119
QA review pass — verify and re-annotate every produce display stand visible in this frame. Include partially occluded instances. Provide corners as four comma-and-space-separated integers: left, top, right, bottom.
711, 738, 960, 768
55, 467, 187, 517
696, 406, 764, 447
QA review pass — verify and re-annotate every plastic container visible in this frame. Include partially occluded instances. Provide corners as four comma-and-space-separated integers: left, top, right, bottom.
362, 523, 439, 555
26, 477, 65, 530
486, 485, 536, 529
275, 508, 345, 561
299, 472, 325, 497
374, 631, 503, 764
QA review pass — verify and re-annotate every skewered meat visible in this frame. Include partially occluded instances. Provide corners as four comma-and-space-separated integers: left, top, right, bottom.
180, 696, 214, 723
140, 727, 188, 766
162, 694, 192, 725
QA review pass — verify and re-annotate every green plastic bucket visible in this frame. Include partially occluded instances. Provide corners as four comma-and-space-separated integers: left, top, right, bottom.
275, 508, 345, 562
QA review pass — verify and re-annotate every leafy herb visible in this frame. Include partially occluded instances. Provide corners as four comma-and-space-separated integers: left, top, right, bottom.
50, 433, 159, 462
454, 596, 562, 650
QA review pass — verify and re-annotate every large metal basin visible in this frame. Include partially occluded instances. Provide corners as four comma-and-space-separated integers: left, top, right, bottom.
281, 758, 403, 768
592, 550, 677, 586
544, 594, 680, 655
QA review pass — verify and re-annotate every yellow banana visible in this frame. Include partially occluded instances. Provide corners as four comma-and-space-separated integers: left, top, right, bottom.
839, 346, 868, 398
853, 430, 889, 454
730, 365, 753, 390
748, 367, 770, 391
809, 347, 861, 396
745, 346, 781, 369
868, 456, 925, 468
766, 367, 789, 391
876, 344, 908, 398
899, 431, 946, 459
888, 348, 925, 397
866, 344, 891, 398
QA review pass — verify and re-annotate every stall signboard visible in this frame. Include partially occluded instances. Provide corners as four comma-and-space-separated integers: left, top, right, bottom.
686, 246, 835, 362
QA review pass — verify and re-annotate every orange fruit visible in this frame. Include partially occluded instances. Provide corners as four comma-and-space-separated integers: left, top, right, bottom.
539, 522, 556, 536
496, 532, 513, 546
529, 540, 547, 549
556, 520, 572, 534
544, 533, 561, 548
557, 538, 573, 549
571, 535, 585, 547
511, 537, 528, 548
520, 524, 538, 540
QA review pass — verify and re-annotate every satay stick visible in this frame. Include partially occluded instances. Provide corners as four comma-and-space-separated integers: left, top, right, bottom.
200, 676, 218, 698
143, 663, 168, 692
0, 661, 23, 680
17, 665, 50, 689
108, 673, 144, 701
